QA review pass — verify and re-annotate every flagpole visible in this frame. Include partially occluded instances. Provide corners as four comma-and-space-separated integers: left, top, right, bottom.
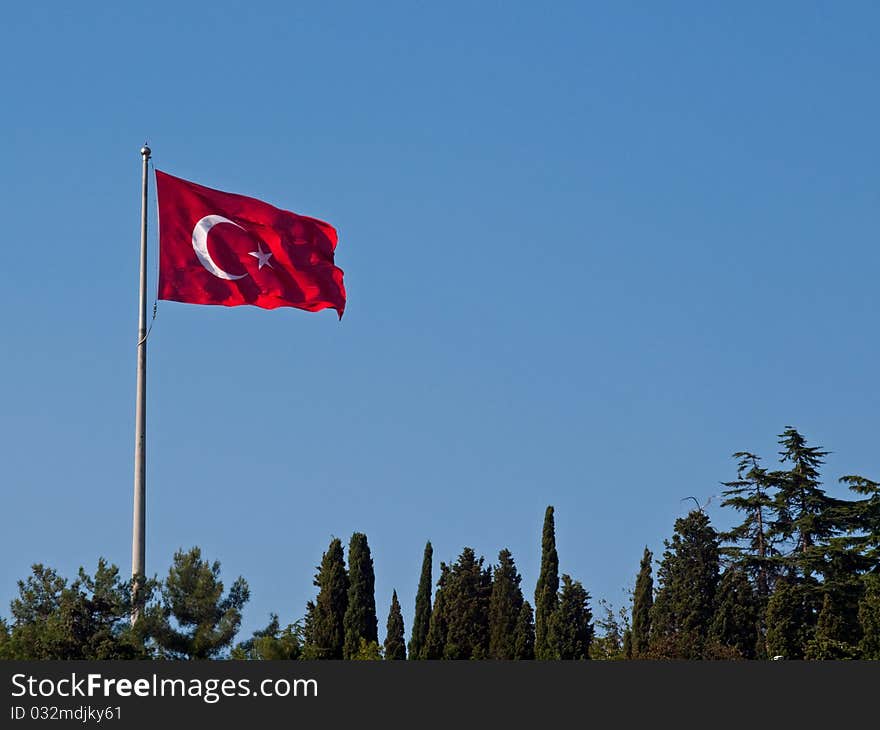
131, 144, 150, 622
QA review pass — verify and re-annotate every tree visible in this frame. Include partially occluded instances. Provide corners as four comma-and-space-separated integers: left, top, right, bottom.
423, 564, 450, 659
708, 568, 759, 659
148, 547, 249, 659
442, 547, 492, 659
805, 592, 860, 659
408, 541, 433, 660
512, 602, 535, 660
305, 538, 348, 659
232, 614, 304, 660
720, 452, 777, 598
764, 576, 819, 660
650, 510, 719, 659
551, 574, 593, 660
488, 549, 524, 659
384, 590, 406, 660
859, 574, 880, 659
631, 547, 653, 657
4, 561, 153, 660
343, 533, 378, 659
590, 599, 628, 660
534, 506, 560, 660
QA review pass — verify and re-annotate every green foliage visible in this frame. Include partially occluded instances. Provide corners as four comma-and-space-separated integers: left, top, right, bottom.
4, 560, 153, 660
534, 505, 559, 660
650, 510, 719, 659
343, 533, 378, 659
859, 574, 880, 659
512, 601, 535, 660
408, 541, 433, 660
590, 599, 629, 660
232, 614, 304, 660
488, 549, 524, 659
423, 564, 449, 659
805, 592, 861, 659
352, 637, 383, 660
441, 547, 492, 659
550, 574, 593, 660
147, 547, 249, 660
708, 568, 759, 659
631, 547, 653, 658
304, 537, 348, 659
384, 590, 406, 660
764, 577, 819, 660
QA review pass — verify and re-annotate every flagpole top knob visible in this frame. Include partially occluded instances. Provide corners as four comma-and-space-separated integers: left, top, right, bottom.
140, 145, 151, 159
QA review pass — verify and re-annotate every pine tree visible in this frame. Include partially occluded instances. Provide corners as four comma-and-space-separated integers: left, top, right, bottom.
631, 547, 653, 657
552, 574, 593, 660
408, 541, 432, 660
708, 568, 759, 659
534, 506, 560, 660
858, 574, 880, 660
149, 547, 249, 659
423, 564, 450, 659
488, 549, 524, 659
512, 601, 535, 659
343, 533, 378, 659
442, 547, 492, 659
306, 538, 348, 659
650, 510, 719, 659
384, 590, 406, 660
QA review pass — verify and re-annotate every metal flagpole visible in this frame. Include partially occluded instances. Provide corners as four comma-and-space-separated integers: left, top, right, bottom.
131, 144, 151, 622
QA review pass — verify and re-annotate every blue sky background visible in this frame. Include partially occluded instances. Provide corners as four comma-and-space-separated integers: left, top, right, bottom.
1, 1, 878, 641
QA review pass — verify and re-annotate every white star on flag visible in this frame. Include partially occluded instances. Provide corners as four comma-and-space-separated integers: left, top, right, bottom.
248, 241, 274, 270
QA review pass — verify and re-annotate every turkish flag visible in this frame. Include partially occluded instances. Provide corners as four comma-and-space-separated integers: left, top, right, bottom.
156, 170, 346, 317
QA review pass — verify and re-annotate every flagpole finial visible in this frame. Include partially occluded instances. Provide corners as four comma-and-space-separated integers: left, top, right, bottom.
140, 144, 151, 159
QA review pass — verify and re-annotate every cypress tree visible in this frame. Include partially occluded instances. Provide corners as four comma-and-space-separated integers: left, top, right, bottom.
534, 506, 560, 660
552, 574, 593, 660
858, 574, 880, 660
343, 533, 378, 659
631, 547, 653, 657
650, 510, 720, 659
622, 629, 633, 659
708, 568, 759, 659
307, 538, 348, 659
423, 564, 450, 659
408, 541, 432, 660
442, 547, 492, 659
488, 549, 524, 659
512, 601, 535, 659
764, 576, 819, 660
384, 590, 406, 660
805, 592, 860, 660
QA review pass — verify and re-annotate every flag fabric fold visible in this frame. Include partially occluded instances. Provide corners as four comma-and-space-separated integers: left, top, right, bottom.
156, 170, 346, 317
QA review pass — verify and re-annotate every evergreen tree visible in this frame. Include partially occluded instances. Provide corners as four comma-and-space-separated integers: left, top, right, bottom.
708, 568, 759, 659
858, 574, 880, 660
488, 548, 525, 659
442, 547, 492, 659
232, 614, 304, 660
512, 601, 535, 660
764, 576, 819, 660
343, 533, 378, 659
384, 590, 406, 660
534, 505, 560, 660
408, 541, 433, 660
590, 599, 628, 660
720, 452, 777, 597
148, 547, 249, 659
552, 574, 593, 660
631, 547, 653, 657
622, 629, 633, 659
305, 538, 348, 659
650, 510, 720, 659
423, 564, 450, 659
805, 592, 860, 659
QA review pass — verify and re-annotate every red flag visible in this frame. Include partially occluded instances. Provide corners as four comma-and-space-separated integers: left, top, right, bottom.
156, 170, 346, 317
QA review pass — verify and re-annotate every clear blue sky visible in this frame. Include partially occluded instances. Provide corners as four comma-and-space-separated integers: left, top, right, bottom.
2, 1, 878, 641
